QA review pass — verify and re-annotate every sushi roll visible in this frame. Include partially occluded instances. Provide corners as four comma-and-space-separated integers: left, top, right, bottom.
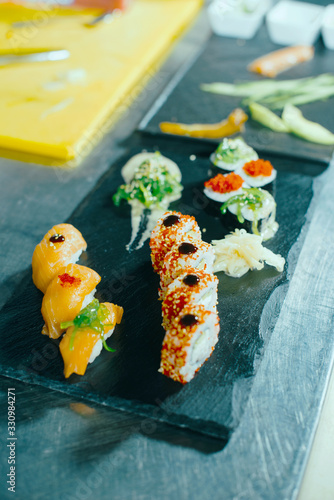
41, 263, 101, 339
150, 211, 202, 273
235, 159, 277, 188
162, 269, 218, 330
159, 305, 220, 384
210, 138, 258, 172
160, 239, 215, 295
59, 300, 123, 378
204, 172, 249, 204
32, 224, 87, 294
221, 187, 279, 241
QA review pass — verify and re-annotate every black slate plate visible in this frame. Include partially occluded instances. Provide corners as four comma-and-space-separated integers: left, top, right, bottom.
0, 135, 315, 440
140, 27, 334, 164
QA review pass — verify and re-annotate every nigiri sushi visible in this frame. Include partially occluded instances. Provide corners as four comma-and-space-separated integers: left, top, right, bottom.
150, 211, 202, 273
159, 305, 220, 384
32, 223, 87, 294
59, 299, 123, 378
41, 263, 101, 339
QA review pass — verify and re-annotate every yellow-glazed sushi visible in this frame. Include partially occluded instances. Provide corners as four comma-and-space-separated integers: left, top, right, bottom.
32, 223, 87, 294
60, 300, 123, 378
41, 263, 101, 339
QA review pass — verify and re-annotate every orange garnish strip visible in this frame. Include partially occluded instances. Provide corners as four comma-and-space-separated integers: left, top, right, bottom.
243, 159, 273, 177
159, 108, 248, 139
204, 172, 244, 193
248, 46, 314, 78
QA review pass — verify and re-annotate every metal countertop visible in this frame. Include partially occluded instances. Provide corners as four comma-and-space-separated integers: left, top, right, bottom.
0, 9, 334, 500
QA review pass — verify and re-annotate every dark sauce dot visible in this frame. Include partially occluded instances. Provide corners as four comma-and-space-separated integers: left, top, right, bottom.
49, 234, 65, 243
163, 214, 180, 227
183, 274, 200, 286
180, 314, 199, 328
178, 242, 197, 255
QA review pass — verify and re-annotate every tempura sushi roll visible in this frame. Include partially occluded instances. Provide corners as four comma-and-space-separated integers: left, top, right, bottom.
235, 159, 277, 188
32, 223, 87, 294
159, 305, 220, 384
210, 137, 258, 171
204, 172, 249, 204
162, 269, 218, 330
59, 300, 123, 378
41, 264, 101, 339
150, 211, 202, 273
160, 239, 215, 295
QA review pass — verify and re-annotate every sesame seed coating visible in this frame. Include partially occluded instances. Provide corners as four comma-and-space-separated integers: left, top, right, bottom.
159, 305, 220, 384
162, 270, 218, 330
150, 211, 201, 273
159, 239, 215, 294
150, 212, 221, 384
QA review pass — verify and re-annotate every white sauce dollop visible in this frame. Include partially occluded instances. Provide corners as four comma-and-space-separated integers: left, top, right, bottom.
121, 153, 182, 251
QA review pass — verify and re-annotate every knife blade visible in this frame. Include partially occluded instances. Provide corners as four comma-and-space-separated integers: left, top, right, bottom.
0, 50, 70, 67
84, 11, 113, 27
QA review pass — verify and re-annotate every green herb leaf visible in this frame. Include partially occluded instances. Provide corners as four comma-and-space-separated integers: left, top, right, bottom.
101, 336, 116, 352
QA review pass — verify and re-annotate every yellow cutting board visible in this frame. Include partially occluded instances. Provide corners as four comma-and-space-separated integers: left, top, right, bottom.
0, 0, 202, 165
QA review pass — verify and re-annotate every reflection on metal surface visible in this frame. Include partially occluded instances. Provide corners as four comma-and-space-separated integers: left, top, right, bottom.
70, 402, 97, 417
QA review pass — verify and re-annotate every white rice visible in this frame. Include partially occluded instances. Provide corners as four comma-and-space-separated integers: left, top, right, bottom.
67, 249, 83, 265
179, 314, 219, 382
80, 289, 96, 310
235, 165, 277, 187
88, 328, 114, 364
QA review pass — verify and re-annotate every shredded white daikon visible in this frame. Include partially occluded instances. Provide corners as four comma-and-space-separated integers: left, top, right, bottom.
212, 229, 285, 278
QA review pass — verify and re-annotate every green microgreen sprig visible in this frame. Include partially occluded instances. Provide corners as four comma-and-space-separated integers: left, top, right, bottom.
61, 299, 115, 352
220, 188, 268, 235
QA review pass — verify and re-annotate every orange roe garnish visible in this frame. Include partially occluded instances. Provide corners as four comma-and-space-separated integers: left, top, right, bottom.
204, 172, 244, 193
58, 273, 81, 288
243, 159, 273, 177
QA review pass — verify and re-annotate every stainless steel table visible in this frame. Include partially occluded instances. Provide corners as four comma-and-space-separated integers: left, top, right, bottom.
0, 10, 334, 500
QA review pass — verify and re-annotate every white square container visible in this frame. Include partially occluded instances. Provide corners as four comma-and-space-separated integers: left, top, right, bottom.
266, 0, 324, 46
208, 0, 271, 40
322, 5, 334, 49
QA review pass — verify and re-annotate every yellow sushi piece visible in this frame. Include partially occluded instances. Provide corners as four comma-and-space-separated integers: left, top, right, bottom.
32, 223, 87, 294
41, 264, 101, 339
59, 302, 124, 379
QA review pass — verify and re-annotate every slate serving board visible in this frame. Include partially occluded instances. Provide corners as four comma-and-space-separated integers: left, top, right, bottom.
0, 135, 316, 441
140, 27, 334, 164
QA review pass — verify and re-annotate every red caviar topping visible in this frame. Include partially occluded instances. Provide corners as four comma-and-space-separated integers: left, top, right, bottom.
204, 172, 243, 193
243, 159, 273, 177
58, 273, 81, 288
